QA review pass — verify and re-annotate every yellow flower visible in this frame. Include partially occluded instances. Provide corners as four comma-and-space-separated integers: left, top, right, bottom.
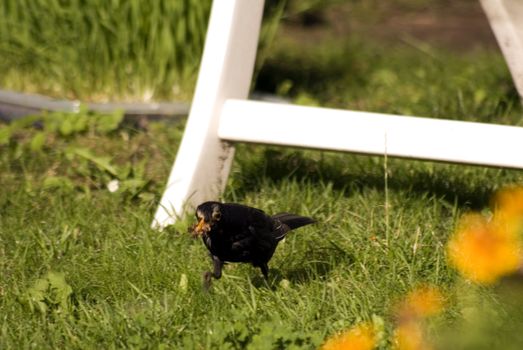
396, 285, 445, 321
321, 322, 377, 350
447, 213, 520, 284
492, 186, 523, 233
493, 186, 523, 219
393, 322, 432, 350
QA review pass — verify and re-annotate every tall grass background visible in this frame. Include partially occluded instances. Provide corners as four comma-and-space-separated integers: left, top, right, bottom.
0, 0, 291, 102
0, 0, 213, 101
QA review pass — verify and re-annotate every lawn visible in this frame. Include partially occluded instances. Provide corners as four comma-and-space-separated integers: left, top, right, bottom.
2, 1, 523, 349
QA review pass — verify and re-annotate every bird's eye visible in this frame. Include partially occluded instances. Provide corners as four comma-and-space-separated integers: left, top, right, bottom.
211, 204, 221, 221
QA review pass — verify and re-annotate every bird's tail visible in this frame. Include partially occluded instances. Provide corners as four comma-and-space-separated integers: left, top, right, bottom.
272, 213, 316, 230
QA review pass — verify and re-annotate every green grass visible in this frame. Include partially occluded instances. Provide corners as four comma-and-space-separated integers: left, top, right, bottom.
2, 39, 523, 349
256, 38, 522, 125
0, 0, 287, 102
0, 0, 214, 101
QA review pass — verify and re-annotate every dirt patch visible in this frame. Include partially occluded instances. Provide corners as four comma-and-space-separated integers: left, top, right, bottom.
281, 0, 499, 52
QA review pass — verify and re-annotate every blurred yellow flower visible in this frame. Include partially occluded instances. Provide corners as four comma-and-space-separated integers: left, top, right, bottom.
396, 285, 445, 321
321, 322, 377, 350
447, 213, 520, 284
493, 186, 523, 216
492, 186, 523, 232
393, 322, 432, 350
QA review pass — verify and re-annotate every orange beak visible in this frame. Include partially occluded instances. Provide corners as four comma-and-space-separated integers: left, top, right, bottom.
193, 218, 210, 235
196, 218, 205, 232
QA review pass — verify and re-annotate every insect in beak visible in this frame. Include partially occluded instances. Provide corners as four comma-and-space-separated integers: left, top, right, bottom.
196, 218, 205, 232
193, 218, 210, 236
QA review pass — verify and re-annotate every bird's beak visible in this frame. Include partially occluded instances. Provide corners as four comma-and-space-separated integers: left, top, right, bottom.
193, 218, 210, 235
196, 219, 205, 232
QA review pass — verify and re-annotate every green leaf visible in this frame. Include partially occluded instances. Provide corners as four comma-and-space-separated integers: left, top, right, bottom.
23, 271, 73, 315
120, 178, 147, 191
0, 126, 11, 145
59, 118, 74, 136
68, 147, 120, 176
94, 110, 124, 134
43, 112, 61, 133
30, 131, 46, 151
47, 271, 73, 311
43, 176, 75, 191
138, 192, 155, 202
10, 115, 41, 131
72, 113, 89, 133
26, 278, 49, 314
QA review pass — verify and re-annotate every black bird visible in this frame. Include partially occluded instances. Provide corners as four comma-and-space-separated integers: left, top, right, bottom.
191, 201, 315, 288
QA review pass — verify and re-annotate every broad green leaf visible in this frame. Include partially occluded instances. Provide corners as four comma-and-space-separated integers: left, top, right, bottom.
30, 131, 46, 151
47, 271, 73, 311
23, 271, 73, 315
68, 147, 120, 176
94, 110, 124, 134
72, 113, 89, 133
59, 118, 74, 136
43, 176, 75, 191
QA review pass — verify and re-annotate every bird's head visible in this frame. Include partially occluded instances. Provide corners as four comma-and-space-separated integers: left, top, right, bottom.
192, 202, 222, 236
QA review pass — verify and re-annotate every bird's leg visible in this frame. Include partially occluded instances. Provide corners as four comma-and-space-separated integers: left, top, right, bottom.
212, 255, 224, 279
260, 263, 269, 280
203, 271, 213, 290
203, 256, 223, 290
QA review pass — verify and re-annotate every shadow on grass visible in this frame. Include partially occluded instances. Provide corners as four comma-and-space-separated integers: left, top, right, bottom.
232, 147, 519, 211
255, 47, 364, 98
250, 241, 355, 288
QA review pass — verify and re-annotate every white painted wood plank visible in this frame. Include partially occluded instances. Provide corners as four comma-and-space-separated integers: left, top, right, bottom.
219, 99, 523, 168
481, 0, 523, 98
152, 0, 264, 229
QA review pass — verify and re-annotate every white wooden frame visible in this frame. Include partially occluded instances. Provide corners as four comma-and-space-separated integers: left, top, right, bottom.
480, 0, 523, 97
152, 0, 523, 229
